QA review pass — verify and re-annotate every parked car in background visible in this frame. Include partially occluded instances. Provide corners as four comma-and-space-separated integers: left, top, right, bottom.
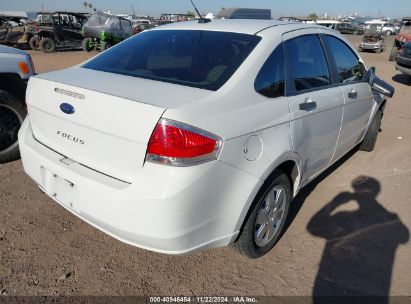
82, 12, 132, 51
30, 12, 88, 53
216, 8, 272, 20
19, 20, 394, 259
359, 24, 387, 53
365, 20, 399, 35
157, 14, 195, 26
132, 23, 155, 35
0, 45, 34, 163
395, 41, 411, 77
337, 22, 364, 35
389, 17, 411, 61
315, 19, 341, 30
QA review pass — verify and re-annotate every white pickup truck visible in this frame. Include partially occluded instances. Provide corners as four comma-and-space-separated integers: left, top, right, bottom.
0, 45, 35, 163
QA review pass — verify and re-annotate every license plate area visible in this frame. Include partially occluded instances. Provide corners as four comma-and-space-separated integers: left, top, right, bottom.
40, 167, 79, 212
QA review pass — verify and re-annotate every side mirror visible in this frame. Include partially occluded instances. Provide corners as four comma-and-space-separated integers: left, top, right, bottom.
363, 66, 395, 98
372, 77, 395, 98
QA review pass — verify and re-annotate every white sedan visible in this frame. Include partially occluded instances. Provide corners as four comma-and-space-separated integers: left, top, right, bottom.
19, 19, 394, 258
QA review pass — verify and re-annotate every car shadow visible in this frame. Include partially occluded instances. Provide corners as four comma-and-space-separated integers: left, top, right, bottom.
392, 74, 411, 86
307, 176, 409, 303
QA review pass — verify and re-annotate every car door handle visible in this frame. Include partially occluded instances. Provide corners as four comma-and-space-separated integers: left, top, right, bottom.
348, 90, 358, 99
299, 98, 317, 111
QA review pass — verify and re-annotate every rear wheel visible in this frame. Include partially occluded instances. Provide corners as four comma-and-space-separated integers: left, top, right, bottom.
359, 110, 382, 152
100, 41, 111, 51
231, 170, 291, 259
389, 46, 398, 61
28, 36, 40, 51
0, 90, 26, 163
82, 38, 93, 52
39, 37, 56, 53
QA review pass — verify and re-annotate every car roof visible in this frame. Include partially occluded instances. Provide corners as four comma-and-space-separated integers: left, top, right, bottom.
154, 19, 320, 35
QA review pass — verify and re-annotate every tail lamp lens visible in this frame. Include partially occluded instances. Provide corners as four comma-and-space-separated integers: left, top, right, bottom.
146, 119, 222, 166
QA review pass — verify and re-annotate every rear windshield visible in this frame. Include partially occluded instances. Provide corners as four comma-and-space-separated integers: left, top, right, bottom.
83, 30, 261, 90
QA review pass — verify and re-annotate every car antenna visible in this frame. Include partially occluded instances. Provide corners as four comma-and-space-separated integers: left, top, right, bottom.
190, 0, 211, 23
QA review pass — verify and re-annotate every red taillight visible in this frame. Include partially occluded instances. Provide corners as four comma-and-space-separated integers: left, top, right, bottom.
146, 119, 222, 166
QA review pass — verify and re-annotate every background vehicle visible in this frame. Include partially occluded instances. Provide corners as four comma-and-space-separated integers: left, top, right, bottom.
395, 41, 411, 77
337, 22, 364, 35
358, 25, 386, 53
216, 8, 272, 20
82, 12, 132, 51
315, 19, 341, 30
389, 17, 411, 61
157, 13, 195, 26
30, 12, 88, 53
132, 23, 155, 35
19, 20, 393, 259
0, 15, 36, 49
365, 20, 399, 35
0, 45, 34, 163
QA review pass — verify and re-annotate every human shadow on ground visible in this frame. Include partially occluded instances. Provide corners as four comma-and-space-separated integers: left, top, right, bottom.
307, 176, 409, 303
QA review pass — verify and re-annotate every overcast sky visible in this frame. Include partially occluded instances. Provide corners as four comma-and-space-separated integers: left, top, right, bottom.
1, 0, 410, 18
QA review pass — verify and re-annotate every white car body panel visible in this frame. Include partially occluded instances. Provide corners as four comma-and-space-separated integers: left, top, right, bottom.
18, 20, 384, 254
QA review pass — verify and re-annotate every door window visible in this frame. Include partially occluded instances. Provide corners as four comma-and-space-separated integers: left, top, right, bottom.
323, 35, 363, 83
285, 34, 331, 92
254, 44, 285, 98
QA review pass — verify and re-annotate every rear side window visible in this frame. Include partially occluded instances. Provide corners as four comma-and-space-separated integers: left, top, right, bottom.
323, 35, 362, 83
254, 45, 285, 98
285, 35, 331, 92
83, 30, 261, 91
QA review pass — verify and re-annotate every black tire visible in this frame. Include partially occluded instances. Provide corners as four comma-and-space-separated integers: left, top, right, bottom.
28, 36, 40, 51
359, 110, 382, 152
82, 38, 93, 52
39, 37, 56, 53
100, 41, 111, 51
0, 90, 27, 163
231, 170, 291, 259
389, 46, 398, 61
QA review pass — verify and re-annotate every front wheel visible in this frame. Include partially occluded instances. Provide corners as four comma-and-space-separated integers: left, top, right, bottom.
100, 40, 111, 51
386, 30, 392, 36
231, 170, 291, 259
39, 37, 56, 53
0, 90, 27, 163
82, 38, 93, 52
28, 36, 40, 51
359, 110, 382, 152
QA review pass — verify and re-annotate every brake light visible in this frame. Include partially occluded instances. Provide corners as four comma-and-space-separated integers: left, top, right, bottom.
146, 119, 222, 166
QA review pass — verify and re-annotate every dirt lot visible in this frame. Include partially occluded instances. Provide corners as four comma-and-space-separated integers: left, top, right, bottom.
0, 35, 410, 297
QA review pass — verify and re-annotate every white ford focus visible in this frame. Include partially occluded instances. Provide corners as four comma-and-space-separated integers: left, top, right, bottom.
19, 19, 394, 258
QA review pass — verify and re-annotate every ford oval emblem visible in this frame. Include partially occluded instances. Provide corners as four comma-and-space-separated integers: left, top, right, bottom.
60, 103, 75, 114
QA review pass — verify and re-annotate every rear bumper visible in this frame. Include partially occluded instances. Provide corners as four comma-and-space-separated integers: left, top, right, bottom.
18, 117, 261, 255
361, 43, 382, 50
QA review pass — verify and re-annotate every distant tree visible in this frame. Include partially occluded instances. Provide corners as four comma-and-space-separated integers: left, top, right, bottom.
308, 13, 318, 20
83, 1, 88, 11
93, 8, 97, 12
88, 3, 93, 11
187, 10, 196, 16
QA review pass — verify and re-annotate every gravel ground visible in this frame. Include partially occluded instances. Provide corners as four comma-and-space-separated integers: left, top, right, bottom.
0, 35, 410, 297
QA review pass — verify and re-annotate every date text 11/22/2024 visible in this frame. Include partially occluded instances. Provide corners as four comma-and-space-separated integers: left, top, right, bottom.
149, 296, 258, 303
